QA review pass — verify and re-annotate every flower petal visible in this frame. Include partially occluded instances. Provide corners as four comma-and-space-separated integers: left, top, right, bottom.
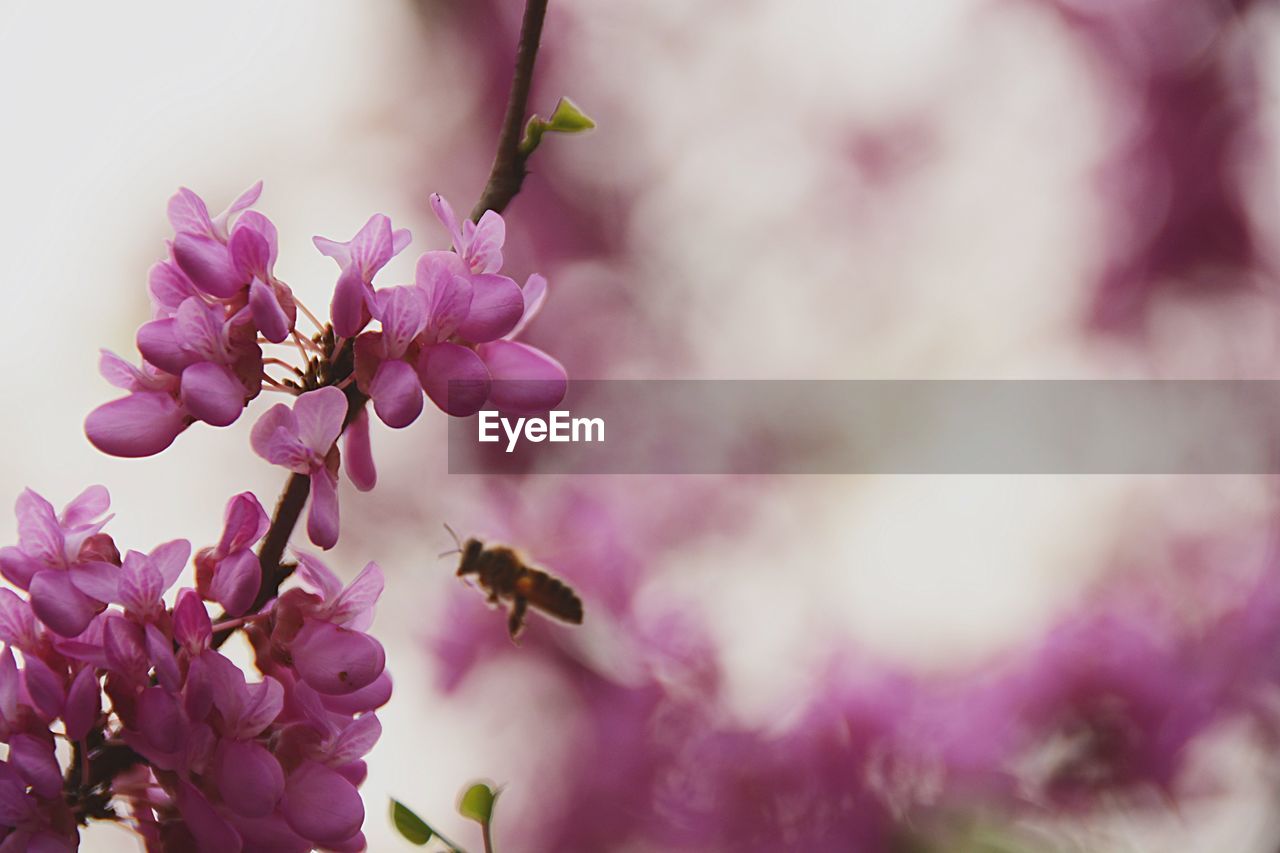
250, 402, 304, 468
210, 549, 261, 618
181, 362, 248, 428
329, 265, 371, 339
136, 318, 193, 375
369, 359, 423, 429
293, 552, 344, 602
466, 210, 506, 273
173, 233, 243, 298
282, 760, 364, 846
249, 278, 292, 343
21, 657, 65, 720
173, 588, 212, 653
291, 620, 385, 695
418, 343, 491, 417
342, 407, 377, 492
218, 493, 270, 555
85, 391, 189, 458
168, 187, 214, 236
30, 571, 105, 637
176, 780, 244, 853
477, 340, 568, 414
149, 539, 192, 588
306, 470, 340, 551
506, 273, 548, 340
415, 253, 472, 339
9, 734, 61, 799
371, 286, 428, 356
217, 739, 285, 818
457, 273, 523, 342
331, 562, 383, 632
60, 485, 110, 529
67, 562, 119, 602
293, 387, 348, 455
62, 666, 100, 741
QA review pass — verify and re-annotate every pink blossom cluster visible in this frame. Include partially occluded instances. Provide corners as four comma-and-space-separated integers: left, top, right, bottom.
330, 193, 566, 424
84, 184, 565, 463
0, 486, 389, 852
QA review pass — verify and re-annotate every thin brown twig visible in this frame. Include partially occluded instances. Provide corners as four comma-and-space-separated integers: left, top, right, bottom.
470, 0, 551, 221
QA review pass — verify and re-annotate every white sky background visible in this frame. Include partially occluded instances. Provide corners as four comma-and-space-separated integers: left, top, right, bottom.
1, 1, 1280, 850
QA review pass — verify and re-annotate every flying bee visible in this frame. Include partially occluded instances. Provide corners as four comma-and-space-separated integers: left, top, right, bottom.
443, 526, 584, 640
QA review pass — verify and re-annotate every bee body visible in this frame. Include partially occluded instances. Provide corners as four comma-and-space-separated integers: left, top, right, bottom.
456, 538, 584, 639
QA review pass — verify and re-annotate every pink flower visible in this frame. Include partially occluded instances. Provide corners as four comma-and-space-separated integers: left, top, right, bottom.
313, 214, 411, 339
195, 493, 269, 617
276, 552, 386, 696
250, 387, 348, 550
0, 487, 121, 638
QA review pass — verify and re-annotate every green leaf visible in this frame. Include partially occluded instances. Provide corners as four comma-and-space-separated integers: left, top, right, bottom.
519, 97, 596, 156
390, 799, 434, 846
546, 97, 596, 133
457, 782, 495, 824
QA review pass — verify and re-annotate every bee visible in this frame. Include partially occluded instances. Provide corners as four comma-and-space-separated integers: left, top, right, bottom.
443, 526, 584, 640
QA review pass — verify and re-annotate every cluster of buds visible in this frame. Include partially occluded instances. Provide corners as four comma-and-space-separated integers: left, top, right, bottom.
0, 487, 389, 851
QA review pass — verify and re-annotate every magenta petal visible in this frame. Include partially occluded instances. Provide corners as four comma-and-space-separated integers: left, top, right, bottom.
457, 273, 523, 342
210, 550, 261, 617
416, 253, 473, 339
181, 362, 248, 427
342, 407, 377, 492
329, 713, 381, 764
21, 657, 65, 720
168, 187, 214, 236
0, 546, 41, 590
372, 286, 427, 356
477, 340, 568, 414
67, 562, 118, 602
306, 471, 340, 551
229, 225, 271, 281
136, 318, 194, 375
293, 386, 348, 454
466, 210, 506, 273
219, 492, 269, 554
60, 485, 109, 527
63, 667, 100, 741
146, 623, 181, 692
9, 735, 61, 799
103, 615, 148, 677
318, 671, 393, 715
217, 739, 284, 818
173, 233, 243, 298
330, 266, 369, 339
85, 391, 188, 458
137, 686, 183, 754
507, 272, 548, 339
30, 571, 104, 637
293, 552, 343, 601
369, 359, 423, 429
250, 403, 304, 469
418, 343, 491, 417
174, 589, 212, 653
176, 780, 244, 853
149, 260, 198, 316
282, 760, 364, 846
291, 620, 384, 695
249, 278, 291, 343
235, 677, 284, 739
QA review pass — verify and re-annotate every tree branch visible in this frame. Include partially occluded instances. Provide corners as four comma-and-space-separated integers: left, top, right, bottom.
470, 0, 551, 220
215, 0, 553, 649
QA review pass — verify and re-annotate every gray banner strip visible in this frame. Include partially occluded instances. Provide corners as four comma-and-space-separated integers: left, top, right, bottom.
446, 381, 1280, 474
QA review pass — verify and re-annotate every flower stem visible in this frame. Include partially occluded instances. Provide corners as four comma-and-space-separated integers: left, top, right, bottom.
470, 0, 551, 221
